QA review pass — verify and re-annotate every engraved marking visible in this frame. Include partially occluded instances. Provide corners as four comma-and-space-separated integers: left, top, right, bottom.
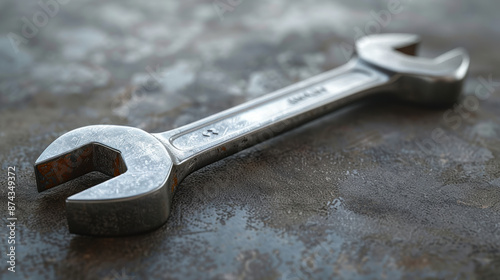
288, 86, 327, 104
202, 128, 219, 137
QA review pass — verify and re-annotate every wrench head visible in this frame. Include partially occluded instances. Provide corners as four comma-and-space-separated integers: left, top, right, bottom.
34, 125, 174, 235
356, 33, 470, 106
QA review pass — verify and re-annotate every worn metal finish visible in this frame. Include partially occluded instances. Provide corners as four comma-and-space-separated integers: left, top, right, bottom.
1, 0, 500, 279
34, 34, 469, 236
35, 126, 172, 235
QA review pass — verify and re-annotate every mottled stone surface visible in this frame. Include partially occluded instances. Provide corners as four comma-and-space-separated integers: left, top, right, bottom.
1, 0, 500, 279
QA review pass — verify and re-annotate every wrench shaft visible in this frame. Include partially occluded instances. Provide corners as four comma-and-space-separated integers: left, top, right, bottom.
155, 61, 389, 176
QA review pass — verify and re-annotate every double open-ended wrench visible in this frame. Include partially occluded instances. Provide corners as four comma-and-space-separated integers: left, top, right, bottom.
34, 34, 469, 236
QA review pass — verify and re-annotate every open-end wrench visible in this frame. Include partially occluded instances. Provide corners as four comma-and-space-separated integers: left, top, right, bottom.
34, 34, 469, 236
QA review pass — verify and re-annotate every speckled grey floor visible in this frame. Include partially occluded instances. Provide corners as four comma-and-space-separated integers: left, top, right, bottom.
1, 0, 500, 279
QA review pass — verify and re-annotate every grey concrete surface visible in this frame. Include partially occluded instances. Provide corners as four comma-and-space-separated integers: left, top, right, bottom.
1, 0, 500, 279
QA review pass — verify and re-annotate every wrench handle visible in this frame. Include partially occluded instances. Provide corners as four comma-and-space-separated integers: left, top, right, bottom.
155, 59, 390, 176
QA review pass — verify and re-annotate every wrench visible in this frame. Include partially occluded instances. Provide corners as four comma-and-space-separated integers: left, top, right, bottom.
34, 34, 469, 236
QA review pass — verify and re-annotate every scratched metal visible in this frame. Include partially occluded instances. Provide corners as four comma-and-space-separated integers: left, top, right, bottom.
34, 125, 173, 235
1, 0, 500, 279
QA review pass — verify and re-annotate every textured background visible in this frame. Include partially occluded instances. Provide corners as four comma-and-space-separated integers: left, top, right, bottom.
1, 0, 500, 279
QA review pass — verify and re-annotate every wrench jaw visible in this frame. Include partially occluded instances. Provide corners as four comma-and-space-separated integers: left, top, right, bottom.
34, 125, 175, 236
356, 33, 470, 106
391, 47, 470, 107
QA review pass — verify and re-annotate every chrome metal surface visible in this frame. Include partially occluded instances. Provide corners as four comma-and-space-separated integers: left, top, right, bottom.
34, 33, 470, 235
